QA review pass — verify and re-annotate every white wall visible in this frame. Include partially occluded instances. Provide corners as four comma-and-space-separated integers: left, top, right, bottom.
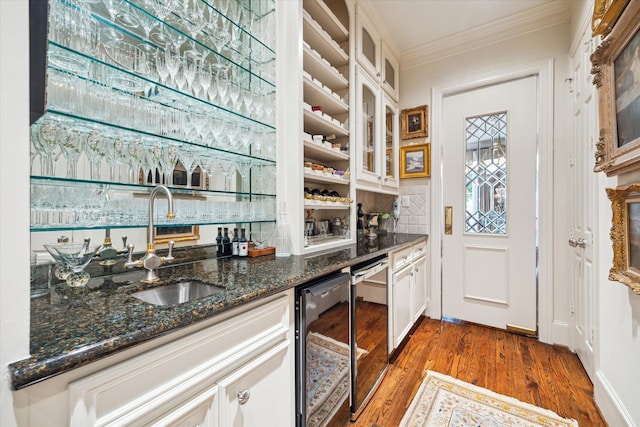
0, 1, 31, 426
595, 167, 640, 426
399, 22, 572, 341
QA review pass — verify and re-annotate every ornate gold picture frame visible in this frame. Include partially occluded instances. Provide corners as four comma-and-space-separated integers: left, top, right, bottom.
400, 144, 430, 179
592, 0, 630, 37
606, 183, 640, 294
400, 105, 428, 140
591, 2, 640, 175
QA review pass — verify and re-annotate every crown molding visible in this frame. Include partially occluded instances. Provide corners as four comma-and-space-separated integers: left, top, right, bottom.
400, 1, 571, 70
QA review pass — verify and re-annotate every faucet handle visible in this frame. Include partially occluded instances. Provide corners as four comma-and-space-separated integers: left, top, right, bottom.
124, 243, 141, 269
119, 235, 128, 253
163, 240, 175, 263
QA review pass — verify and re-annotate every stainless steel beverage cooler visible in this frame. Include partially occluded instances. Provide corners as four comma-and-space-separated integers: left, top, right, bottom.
295, 273, 351, 427
350, 255, 389, 420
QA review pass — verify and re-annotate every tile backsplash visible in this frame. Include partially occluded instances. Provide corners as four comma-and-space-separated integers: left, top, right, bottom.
396, 183, 429, 234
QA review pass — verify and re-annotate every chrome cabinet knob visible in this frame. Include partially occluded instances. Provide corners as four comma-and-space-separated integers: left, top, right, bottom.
568, 238, 578, 247
577, 238, 586, 248
237, 389, 250, 405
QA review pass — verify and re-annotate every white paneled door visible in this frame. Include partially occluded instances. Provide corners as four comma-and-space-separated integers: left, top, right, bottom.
442, 76, 538, 333
568, 27, 598, 383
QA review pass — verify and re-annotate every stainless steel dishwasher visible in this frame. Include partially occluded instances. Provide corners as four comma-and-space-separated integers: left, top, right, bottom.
350, 255, 389, 420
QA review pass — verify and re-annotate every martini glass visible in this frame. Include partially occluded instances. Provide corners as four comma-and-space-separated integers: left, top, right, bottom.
43, 243, 72, 280
53, 241, 101, 287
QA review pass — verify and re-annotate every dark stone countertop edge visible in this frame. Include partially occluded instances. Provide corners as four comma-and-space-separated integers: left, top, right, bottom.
10, 233, 428, 390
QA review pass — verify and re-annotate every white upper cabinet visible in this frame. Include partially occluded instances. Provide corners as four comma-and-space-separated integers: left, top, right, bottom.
355, 4, 381, 81
355, 66, 381, 186
355, 66, 399, 194
382, 42, 399, 101
382, 92, 400, 189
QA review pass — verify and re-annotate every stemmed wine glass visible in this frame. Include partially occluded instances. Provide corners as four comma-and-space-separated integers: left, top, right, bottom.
197, 62, 213, 101
159, 143, 179, 185
235, 159, 252, 193
125, 137, 144, 183
58, 126, 84, 179
85, 129, 107, 180
104, 134, 127, 182
34, 118, 61, 176
102, 0, 124, 22
178, 145, 198, 188
219, 158, 236, 191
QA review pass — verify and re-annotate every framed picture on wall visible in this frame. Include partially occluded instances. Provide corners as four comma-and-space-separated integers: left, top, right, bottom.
607, 183, 640, 294
400, 105, 428, 140
591, 2, 640, 175
400, 144, 430, 178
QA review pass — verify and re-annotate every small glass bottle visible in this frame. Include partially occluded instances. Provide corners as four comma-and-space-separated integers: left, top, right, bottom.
222, 227, 232, 256
239, 228, 248, 257
232, 228, 240, 256
216, 227, 223, 257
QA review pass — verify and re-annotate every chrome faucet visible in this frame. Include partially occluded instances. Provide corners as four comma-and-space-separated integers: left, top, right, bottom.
125, 185, 176, 283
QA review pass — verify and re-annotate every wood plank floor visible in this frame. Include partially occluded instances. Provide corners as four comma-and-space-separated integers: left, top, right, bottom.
352, 317, 607, 427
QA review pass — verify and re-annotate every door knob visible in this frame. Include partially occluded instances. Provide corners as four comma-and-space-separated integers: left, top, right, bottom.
577, 238, 586, 248
568, 238, 578, 247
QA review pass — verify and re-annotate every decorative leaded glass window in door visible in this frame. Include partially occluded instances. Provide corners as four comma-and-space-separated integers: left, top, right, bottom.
465, 112, 507, 234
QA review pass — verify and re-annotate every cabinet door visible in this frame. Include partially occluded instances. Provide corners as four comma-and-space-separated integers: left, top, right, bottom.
148, 386, 219, 427
412, 255, 428, 322
218, 341, 292, 427
382, 93, 399, 189
392, 264, 413, 349
382, 43, 399, 101
355, 6, 380, 80
355, 66, 382, 186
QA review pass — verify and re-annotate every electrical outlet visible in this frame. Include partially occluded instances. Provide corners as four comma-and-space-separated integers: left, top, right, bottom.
401, 196, 410, 207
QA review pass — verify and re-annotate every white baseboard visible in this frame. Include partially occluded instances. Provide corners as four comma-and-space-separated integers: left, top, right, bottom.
551, 320, 569, 347
595, 370, 637, 427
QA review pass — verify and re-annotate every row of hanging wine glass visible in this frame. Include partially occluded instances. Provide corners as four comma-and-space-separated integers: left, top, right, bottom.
47, 45, 275, 130
49, 0, 275, 84
31, 115, 276, 193
30, 182, 277, 229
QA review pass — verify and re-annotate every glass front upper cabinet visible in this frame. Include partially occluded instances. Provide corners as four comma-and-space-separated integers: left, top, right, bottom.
382, 42, 399, 101
355, 5, 380, 80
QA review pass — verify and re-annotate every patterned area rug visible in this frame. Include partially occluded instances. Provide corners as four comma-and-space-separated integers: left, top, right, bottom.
306, 332, 367, 427
400, 371, 579, 427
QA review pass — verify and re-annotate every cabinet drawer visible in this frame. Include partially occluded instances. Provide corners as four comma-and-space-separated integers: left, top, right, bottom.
391, 245, 412, 271
412, 240, 427, 259
68, 293, 291, 427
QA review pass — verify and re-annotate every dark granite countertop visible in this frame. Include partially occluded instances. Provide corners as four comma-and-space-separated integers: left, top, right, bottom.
10, 232, 427, 390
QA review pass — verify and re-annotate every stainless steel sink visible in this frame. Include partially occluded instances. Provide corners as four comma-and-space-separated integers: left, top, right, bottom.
132, 281, 224, 306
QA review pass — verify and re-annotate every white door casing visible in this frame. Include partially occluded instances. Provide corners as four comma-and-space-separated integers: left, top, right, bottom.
430, 60, 555, 343
441, 76, 538, 332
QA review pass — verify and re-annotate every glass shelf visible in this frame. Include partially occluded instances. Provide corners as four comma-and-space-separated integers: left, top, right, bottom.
30, 176, 276, 232
30, 0, 278, 233
46, 42, 275, 131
